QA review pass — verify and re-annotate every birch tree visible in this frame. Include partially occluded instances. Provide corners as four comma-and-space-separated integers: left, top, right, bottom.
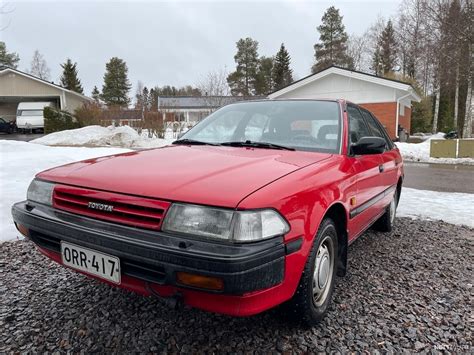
29, 50, 50, 80
198, 68, 232, 111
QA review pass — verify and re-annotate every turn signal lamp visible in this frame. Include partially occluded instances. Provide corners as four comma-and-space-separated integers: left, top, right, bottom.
15, 223, 29, 237
176, 272, 224, 291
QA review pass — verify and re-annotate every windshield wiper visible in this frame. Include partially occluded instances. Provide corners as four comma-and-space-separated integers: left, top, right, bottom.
172, 139, 219, 146
220, 140, 295, 151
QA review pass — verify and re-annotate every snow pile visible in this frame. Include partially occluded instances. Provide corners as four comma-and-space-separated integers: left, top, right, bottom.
31, 125, 174, 148
0, 140, 130, 242
398, 187, 474, 227
396, 133, 474, 165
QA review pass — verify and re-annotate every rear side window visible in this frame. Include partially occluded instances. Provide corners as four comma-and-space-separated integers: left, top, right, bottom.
347, 105, 371, 144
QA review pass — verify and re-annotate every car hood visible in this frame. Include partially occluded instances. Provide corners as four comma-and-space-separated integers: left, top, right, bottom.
38, 145, 332, 207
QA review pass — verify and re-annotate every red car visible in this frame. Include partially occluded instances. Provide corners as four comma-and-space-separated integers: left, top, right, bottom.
12, 99, 403, 325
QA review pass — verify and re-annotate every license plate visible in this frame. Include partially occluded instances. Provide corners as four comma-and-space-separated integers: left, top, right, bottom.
60, 242, 121, 284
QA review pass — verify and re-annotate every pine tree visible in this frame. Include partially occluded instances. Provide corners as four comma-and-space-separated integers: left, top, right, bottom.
60, 59, 84, 94
254, 56, 274, 95
101, 57, 131, 107
312, 6, 353, 73
373, 20, 397, 76
149, 88, 158, 110
135, 81, 145, 109
142, 86, 150, 110
273, 43, 293, 91
29, 50, 50, 80
91, 86, 101, 102
0, 41, 19, 68
372, 46, 383, 76
227, 37, 259, 95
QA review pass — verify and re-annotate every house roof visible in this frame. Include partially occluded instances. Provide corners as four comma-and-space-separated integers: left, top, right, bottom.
157, 95, 266, 109
0, 66, 92, 101
268, 65, 421, 102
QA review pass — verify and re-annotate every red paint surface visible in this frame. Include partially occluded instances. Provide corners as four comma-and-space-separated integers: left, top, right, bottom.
32, 100, 404, 316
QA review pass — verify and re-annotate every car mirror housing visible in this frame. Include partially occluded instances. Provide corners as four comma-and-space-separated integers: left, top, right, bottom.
351, 137, 386, 155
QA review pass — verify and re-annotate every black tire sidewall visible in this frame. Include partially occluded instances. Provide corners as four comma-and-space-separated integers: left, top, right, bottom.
305, 219, 338, 321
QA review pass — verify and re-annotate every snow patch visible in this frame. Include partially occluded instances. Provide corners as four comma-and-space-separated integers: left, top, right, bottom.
0, 140, 130, 242
398, 187, 474, 228
396, 133, 474, 165
31, 125, 174, 148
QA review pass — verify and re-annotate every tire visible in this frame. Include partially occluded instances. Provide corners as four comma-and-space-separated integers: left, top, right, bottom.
373, 188, 398, 232
285, 218, 338, 326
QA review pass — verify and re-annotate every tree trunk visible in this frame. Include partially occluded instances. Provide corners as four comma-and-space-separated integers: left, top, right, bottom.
432, 85, 440, 134
462, 43, 473, 139
454, 65, 459, 131
462, 76, 473, 138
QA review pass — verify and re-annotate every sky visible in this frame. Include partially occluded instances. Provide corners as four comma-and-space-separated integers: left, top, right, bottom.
1, 0, 401, 97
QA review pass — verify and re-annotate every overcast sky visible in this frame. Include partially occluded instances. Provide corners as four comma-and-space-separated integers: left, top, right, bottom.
1, 0, 401, 97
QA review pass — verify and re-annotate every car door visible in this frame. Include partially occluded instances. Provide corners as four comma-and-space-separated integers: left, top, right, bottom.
360, 109, 399, 193
346, 104, 385, 238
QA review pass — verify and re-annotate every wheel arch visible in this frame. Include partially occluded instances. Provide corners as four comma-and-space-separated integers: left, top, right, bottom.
322, 202, 348, 277
396, 176, 403, 205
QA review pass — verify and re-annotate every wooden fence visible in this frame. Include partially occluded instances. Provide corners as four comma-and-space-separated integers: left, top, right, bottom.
430, 139, 474, 158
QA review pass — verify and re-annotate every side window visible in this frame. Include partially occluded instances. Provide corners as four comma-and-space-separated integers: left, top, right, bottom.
360, 109, 393, 149
347, 105, 371, 144
371, 113, 394, 149
360, 109, 385, 139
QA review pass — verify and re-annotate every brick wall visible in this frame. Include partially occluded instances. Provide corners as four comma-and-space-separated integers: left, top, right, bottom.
399, 107, 411, 135
359, 102, 412, 139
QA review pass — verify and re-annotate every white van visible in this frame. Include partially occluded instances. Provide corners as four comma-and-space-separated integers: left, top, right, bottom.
16, 102, 54, 132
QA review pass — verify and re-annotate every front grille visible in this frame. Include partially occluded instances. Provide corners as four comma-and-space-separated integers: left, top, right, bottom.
53, 185, 170, 230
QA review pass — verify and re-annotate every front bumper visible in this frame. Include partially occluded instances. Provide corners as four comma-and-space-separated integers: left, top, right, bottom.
12, 201, 293, 315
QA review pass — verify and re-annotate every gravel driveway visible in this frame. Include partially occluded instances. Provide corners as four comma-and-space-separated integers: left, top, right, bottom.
1, 218, 472, 353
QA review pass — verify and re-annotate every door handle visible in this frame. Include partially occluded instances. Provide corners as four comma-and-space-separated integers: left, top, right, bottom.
379, 164, 384, 173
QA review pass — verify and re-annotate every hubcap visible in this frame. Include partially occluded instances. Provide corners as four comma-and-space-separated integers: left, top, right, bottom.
312, 236, 334, 307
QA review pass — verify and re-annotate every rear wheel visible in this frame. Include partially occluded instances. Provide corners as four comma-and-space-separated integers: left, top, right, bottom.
285, 218, 338, 326
373, 189, 398, 232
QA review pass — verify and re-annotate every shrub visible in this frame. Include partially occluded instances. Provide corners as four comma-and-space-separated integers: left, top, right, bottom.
411, 96, 433, 133
142, 111, 165, 138
74, 102, 104, 126
44, 107, 81, 134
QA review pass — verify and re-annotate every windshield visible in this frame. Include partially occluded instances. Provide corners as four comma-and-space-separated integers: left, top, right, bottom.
181, 100, 341, 153
17, 110, 44, 116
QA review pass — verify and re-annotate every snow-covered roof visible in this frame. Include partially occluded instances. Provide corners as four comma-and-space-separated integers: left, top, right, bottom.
0, 67, 92, 101
268, 66, 421, 102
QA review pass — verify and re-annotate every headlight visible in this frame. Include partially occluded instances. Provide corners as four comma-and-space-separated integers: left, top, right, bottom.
162, 204, 289, 242
27, 179, 54, 206
162, 204, 234, 240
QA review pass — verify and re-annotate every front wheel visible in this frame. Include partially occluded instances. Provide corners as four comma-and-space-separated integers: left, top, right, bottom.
285, 218, 338, 326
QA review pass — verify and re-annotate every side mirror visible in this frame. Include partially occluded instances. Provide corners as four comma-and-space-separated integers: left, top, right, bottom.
351, 137, 386, 155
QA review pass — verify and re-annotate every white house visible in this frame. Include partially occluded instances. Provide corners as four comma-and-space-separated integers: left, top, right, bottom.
0, 67, 92, 122
268, 66, 421, 139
